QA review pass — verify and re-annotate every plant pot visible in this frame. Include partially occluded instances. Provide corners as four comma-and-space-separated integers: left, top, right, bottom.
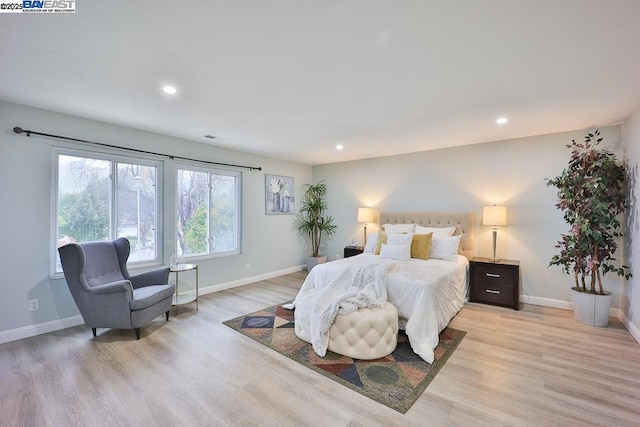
306, 256, 327, 272
570, 287, 612, 327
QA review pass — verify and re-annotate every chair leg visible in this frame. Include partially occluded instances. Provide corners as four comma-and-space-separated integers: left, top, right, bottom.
92, 328, 97, 337
165, 310, 170, 321
135, 328, 141, 340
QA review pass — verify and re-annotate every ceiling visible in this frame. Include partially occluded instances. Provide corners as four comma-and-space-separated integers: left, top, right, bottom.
1, 1, 640, 166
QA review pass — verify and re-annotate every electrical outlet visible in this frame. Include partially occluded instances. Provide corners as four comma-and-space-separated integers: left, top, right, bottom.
245, 263, 250, 271
29, 299, 39, 312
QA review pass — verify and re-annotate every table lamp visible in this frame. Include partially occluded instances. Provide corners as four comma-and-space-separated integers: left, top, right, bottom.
357, 207, 374, 246
482, 205, 507, 261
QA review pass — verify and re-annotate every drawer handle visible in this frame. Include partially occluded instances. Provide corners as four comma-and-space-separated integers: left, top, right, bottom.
486, 273, 501, 278
485, 289, 500, 294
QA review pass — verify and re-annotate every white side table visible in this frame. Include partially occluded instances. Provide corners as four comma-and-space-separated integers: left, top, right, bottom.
170, 263, 198, 309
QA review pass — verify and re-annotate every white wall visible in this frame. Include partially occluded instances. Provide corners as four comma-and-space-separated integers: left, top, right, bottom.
622, 105, 640, 341
313, 126, 625, 310
0, 100, 311, 341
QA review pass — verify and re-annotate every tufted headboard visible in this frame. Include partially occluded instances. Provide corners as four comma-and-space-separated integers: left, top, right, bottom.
378, 211, 475, 260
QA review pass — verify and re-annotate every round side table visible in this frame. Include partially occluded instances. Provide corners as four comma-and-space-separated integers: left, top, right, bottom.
170, 263, 198, 309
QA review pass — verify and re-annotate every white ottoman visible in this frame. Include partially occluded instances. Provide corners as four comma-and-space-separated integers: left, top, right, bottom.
327, 302, 399, 360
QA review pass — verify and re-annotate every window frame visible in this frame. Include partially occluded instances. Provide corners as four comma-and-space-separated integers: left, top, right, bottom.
175, 163, 242, 261
51, 147, 164, 276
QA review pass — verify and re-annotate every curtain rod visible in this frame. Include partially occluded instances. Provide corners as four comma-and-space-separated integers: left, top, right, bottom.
12, 126, 262, 171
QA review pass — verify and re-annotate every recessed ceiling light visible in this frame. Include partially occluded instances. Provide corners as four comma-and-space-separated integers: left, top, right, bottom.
163, 85, 177, 95
496, 117, 508, 125
336, 144, 344, 150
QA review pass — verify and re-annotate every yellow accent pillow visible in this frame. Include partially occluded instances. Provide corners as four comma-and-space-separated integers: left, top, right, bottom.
411, 233, 433, 260
374, 231, 387, 255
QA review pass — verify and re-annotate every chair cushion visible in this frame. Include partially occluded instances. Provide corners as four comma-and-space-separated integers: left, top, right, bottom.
328, 302, 398, 360
130, 284, 175, 311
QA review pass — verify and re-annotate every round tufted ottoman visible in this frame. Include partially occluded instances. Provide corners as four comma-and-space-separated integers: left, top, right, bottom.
327, 302, 399, 360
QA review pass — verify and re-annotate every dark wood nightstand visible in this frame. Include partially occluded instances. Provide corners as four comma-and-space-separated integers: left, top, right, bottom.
343, 246, 364, 258
469, 257, 520, 310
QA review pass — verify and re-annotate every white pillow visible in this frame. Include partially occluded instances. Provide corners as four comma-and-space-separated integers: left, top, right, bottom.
363, 232, 379, 253
429, 234, 462, 261
379, 243, 411, 261
383, 223, 415, 233
386, 232, 414, 246
415, 225, 456, 237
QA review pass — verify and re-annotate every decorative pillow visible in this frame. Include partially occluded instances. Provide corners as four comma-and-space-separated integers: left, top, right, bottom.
363, 231, 379, 253
374, 232, 414, 254
430, 234, 462, 261
411, 233, 433, 260
379, 243, 411, 261
415, 225, 456, 237
386, 232, 414, 246
383, 223, 416, 234
374, 231, 388, 255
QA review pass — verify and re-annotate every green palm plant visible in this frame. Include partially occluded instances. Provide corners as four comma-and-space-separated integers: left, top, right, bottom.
546, 129, 631, 294
295, 180, 337, 257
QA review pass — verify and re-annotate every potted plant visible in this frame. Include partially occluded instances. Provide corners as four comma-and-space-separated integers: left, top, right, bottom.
546, 129, 631, 326
295, 180, 337, 271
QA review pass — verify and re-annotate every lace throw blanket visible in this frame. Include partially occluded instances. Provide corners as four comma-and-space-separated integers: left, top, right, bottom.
284, 258, 392, 357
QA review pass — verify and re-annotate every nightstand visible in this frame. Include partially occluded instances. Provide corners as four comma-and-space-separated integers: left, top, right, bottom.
469, 257, 520, 310
344, 246, 364, 258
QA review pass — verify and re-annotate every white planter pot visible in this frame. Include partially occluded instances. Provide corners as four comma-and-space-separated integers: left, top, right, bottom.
571, 287, 612, 327
306, 256, 327, 272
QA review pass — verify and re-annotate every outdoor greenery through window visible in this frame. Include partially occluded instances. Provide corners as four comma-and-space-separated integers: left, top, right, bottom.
176, 167, 241, 258
55, 152, 160, 272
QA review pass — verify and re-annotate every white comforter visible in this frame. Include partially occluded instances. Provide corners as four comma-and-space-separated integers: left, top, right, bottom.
288, 253, 469, 363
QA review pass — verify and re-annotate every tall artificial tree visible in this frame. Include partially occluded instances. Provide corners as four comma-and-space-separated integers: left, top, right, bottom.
295, 180, 337, 258
546, 130, 631, 294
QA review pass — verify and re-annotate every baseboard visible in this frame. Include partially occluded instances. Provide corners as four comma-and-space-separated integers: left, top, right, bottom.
0, 265, 306, 345
0, 315, 84, 345
522, 295, 573, 310
199, 264, 306, 295
521, 295, 620, 318
619, 311, 640, 344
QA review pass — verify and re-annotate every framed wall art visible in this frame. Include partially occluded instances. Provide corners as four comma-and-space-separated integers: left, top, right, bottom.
265, 174, 294, 215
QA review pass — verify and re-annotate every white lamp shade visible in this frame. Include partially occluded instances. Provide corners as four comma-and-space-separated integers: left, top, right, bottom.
482, 205, 507, 226
357, 207, 374, 223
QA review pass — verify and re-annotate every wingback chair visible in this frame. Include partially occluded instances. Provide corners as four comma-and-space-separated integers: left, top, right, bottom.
58, 238, 175, 340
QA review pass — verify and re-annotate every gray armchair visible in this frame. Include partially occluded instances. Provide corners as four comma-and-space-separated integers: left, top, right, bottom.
58, 238, 175, 340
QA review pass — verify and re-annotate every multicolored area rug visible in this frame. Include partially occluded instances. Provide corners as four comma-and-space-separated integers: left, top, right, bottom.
223, 302, 466, 413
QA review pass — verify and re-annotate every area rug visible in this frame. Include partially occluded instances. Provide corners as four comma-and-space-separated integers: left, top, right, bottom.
223, 302, 466, 413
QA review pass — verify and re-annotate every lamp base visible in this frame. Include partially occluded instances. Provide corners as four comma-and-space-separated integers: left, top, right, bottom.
491, 228, 499, 263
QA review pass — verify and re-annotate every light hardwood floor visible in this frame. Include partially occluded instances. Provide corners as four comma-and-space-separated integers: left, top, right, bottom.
1, 271, 639, 426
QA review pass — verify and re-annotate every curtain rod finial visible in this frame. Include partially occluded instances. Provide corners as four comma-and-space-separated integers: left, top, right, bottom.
13, 127, 24, 134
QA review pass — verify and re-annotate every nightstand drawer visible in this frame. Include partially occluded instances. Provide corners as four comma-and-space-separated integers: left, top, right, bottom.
472, 282, 514, 306
473, 264, 515, 287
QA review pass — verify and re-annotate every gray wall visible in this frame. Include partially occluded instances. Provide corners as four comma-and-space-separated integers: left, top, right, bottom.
622, 105, 640, 340
2, 98, 636, 342
313, 126, 627, 310
0, 100, 311, 339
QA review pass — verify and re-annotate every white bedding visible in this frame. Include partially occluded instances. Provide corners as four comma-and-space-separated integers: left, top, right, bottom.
288, 253, 469, 363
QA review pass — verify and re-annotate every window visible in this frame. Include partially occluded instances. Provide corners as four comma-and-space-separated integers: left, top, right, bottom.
176, 166, 241, 258
54, 151, 161, 273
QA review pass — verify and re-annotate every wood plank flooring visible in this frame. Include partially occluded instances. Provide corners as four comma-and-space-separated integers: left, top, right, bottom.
1, 271, 639, 426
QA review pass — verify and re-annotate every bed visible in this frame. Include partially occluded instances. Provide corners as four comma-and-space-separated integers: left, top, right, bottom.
288, 211, 475, 364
